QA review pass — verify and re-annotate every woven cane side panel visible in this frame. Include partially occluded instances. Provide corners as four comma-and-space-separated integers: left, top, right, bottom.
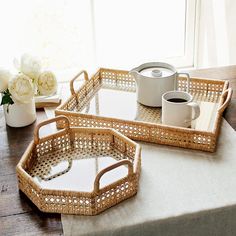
94, 177, 137, 214
17, 172, 42, 209
113, 135, 136, 162
40, 193, 94, 215
99, 69, 225, 95
35, 132, 72, 158
100, 68, 136, 92
57, 114, 215, 151
36, 176, 138, 215
177, 77, 224, 94
17, 148, 43, 208
59, 74, 101, 113
150, 127, 216, 151
23, 149, 35, 171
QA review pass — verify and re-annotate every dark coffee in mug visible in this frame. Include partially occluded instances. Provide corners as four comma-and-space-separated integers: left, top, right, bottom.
167, 98, 188, 103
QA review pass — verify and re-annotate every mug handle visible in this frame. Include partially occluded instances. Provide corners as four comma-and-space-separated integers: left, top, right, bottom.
185, 102, 200, 122
177, 73, 190, 93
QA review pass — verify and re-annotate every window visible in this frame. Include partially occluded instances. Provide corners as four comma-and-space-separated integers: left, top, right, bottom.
0, 0, 197, 80
93, 0, 197, 69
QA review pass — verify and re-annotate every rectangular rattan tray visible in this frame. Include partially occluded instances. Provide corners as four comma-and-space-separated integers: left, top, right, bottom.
55, 68, 232, 152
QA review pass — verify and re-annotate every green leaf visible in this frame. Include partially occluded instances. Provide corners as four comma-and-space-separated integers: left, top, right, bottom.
1, 89, 14, 106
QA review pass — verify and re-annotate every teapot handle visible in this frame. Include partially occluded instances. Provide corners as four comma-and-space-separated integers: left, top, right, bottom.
177, 73, 190, 93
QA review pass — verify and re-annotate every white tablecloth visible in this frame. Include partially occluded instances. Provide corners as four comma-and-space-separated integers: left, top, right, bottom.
60, 119, 236, 236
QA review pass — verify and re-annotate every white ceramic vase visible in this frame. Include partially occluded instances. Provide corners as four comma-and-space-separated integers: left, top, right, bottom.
3, 99, 36, 127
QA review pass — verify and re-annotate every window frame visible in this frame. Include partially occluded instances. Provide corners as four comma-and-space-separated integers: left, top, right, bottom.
90, 0, 198, 69
157, 0, 198, 68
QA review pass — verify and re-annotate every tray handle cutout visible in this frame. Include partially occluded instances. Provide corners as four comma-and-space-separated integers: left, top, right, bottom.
70, 70, 89, 95
93, 160, 133, 194
218, 88, 233, 114
34, 115, 70, 144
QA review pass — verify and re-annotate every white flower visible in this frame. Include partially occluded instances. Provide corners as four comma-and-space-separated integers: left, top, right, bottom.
20, 54, 42, 80
0, 69, 11, 92
9, 73, 34, 103
37, 71, 57, 96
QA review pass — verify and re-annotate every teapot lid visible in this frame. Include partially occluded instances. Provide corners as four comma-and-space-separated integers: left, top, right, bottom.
135, 62, 176, 78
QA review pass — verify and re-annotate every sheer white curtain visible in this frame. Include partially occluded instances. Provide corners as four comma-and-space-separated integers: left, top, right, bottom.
197, 0, 236, 68
0, 0, 194, 80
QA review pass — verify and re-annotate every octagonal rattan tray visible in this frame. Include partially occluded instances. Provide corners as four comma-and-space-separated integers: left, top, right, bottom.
16, 116, 141, 215
55, 68, 232, 152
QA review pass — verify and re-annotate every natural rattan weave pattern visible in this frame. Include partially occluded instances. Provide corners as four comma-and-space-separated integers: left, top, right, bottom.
16, 116, 141, 215
55, 68, 232, 152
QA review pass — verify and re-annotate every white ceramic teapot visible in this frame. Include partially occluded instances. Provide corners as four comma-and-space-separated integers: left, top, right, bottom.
130, 62, 190, 107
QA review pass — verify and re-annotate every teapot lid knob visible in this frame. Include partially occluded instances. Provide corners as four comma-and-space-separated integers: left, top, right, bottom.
151, 69, 162, 77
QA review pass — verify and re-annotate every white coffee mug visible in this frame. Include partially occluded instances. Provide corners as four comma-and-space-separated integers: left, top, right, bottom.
162, 91, 200, 128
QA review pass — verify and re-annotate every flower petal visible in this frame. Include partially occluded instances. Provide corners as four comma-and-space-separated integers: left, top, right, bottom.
38, 71, 57, 96
8, 73, 34, 103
